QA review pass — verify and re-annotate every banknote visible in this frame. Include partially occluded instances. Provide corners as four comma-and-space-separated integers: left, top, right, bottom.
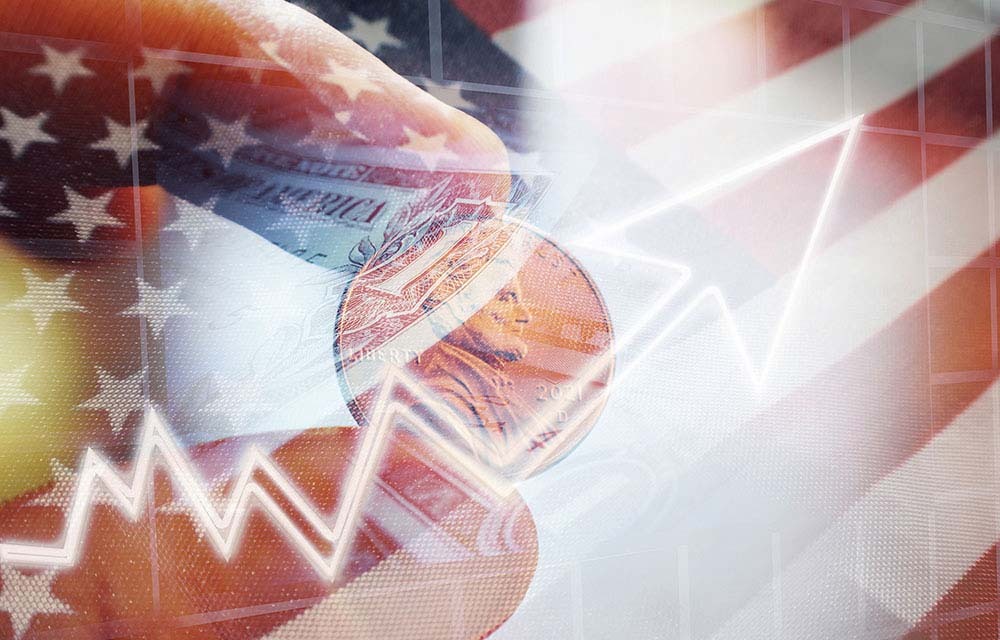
0, 5, 613, 637
165, 144, 548, 272
157, 137, 617, 479
158, 143, 596, 444
0, 199, 610, 640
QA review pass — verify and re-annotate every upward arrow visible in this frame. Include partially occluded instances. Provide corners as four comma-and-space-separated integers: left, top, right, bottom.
571, 116, 863, 391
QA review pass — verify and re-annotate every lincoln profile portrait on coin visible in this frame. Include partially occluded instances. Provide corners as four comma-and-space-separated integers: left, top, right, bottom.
409, 252, 539, 467
339, 218, 613, 479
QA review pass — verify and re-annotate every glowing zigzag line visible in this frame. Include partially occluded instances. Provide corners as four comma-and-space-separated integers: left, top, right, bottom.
0, 119, 863, 574
570, 115, 863, 391
0, 369, 510, 578
506, 118, 862, 478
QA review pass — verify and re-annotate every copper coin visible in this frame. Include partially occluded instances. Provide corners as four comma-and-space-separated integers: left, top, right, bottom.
335, 212, 614, 480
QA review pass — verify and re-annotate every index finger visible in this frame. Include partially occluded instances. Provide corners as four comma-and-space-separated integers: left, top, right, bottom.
0, 0, 511, 253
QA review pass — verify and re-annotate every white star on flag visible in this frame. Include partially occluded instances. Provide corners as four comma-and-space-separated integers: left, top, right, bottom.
164, 196, 226, 250
6, 269, 84, 332
77, 366, 146, 434
259, 41, 292, 69
318, 61, 383, 101
309, 110, 369, 144
200, 115, 258, 166
0, 566, 73, 640
89, 117, 158, 170
0, 366, 39, 416
235, 40, 275, 84
48, 188, 122, 242
30, 45, 96, 94
0, 108, 55, 159
419, 78, 477, 112
133, 52, 190, 94
344, 13, 403, 54
122, 278, 193, 336
399, 126, 458, 170
28, 459, 115, 508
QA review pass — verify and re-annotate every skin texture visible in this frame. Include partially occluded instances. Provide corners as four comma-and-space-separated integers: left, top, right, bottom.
0, 0, 510, 497
0, 428, 538, 639
0, 1, 532, 637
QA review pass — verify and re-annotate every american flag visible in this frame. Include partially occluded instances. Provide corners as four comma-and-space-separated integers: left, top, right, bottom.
0, 0, 998, 639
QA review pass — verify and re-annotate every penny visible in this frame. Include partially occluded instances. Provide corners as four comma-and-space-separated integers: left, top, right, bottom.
335, 212, 614, 480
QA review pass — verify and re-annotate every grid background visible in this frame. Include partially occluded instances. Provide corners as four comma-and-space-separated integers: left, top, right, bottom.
3, 0, 1000, 638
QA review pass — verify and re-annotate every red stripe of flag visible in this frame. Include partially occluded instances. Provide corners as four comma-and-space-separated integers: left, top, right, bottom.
664, 32, 1000, 636
561, 0, 915, 147
451, 0, 569, 36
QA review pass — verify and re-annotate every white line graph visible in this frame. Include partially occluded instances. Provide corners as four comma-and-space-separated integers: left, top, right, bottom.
0, 118, 862, 576
575, 116, 862, 246
570, 115, 863, 391
0, 368, 511, 578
